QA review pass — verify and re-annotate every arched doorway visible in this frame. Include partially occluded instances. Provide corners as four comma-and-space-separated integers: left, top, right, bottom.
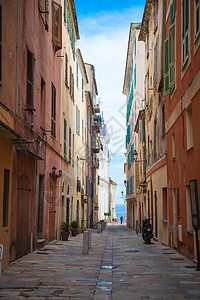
16, 175, 31, 258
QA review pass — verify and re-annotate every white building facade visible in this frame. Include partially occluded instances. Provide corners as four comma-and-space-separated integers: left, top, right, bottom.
98, 124, 110, 221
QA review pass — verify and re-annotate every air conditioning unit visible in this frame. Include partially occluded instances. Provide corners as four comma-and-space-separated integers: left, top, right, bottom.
178, 225, 183, 242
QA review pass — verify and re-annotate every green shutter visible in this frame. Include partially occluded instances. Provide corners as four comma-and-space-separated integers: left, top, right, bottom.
169, 23, 175, 87
64, 118, 67, 158
163, 38, 170, 96
69, 126, 71, 161
170, 0, 175, 25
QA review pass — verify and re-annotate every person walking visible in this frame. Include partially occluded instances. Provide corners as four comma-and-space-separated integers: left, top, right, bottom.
120, 215, 123, 224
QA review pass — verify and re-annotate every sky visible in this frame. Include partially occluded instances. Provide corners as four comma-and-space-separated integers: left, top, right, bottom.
74, 0, 145, 204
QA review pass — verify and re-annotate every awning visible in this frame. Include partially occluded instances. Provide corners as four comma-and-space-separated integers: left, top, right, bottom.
0, 120, 22, 142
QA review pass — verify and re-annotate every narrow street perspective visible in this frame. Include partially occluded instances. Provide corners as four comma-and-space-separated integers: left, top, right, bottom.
1, 225, 200, 300
0, 0, 200, 299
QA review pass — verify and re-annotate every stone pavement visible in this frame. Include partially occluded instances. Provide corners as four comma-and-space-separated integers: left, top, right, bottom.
0, 225, 200, 300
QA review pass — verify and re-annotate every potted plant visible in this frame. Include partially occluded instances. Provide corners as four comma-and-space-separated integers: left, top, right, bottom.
70, 220, 78, 236
60, 221, 70, 241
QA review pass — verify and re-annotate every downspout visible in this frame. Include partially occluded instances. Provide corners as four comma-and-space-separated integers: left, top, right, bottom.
15, 0, 19, 114
33, 140, 39, 251
181, 96, 186, 185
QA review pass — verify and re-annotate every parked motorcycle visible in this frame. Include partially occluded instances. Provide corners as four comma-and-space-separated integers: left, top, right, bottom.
142, 218, 154, 244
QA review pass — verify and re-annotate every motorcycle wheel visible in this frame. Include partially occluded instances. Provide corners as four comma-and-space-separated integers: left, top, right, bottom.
147, 236, 151, 244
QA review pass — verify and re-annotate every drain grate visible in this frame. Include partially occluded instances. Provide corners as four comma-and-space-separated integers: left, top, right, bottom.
170, 258, 184, 260
125, 250, 139, 253
36, 252, 50, 255
184, 265, 196, 269
163, 252, 176, 255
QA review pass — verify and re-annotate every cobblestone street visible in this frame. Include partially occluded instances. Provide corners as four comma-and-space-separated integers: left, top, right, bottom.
0, 225, 200, 300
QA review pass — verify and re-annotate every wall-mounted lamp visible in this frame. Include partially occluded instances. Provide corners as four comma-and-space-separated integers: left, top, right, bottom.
50, 166, 62, 177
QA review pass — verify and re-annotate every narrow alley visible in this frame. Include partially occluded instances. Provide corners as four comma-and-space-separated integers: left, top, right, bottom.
0, 225, 200, 300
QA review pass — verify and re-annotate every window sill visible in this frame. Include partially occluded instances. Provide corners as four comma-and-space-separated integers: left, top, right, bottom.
186, 230, 193, 235
161, 219, 168, 223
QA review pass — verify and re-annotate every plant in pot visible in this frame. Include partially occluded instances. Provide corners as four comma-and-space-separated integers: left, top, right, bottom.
60, 221, 70, 241
70, 220, 78, 236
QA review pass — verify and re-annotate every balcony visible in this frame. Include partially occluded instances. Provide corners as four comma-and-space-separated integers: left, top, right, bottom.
91, 139, 100, 153
93, 105, 100, 113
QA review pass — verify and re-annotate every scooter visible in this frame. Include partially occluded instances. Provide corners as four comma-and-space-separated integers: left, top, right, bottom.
142, 218, 154, 244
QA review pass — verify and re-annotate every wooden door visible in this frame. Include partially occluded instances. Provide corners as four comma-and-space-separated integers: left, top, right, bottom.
16, 176, 31, 258
49, 184, 57, 241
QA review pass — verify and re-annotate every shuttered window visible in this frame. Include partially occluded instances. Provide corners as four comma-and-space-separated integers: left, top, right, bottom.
170, 0, 175, 25
76, 61, 78, 87
64, 0, 67, 23
82, 78, 84, 101
52, 1, 62, 50
154, 43, 157, 84
131, 144, 133, 163
51, 83, 56, 138
139, 120, 142, 143
169, 23, 175, 87
0, 2, 2, 85
82, 119, 84, 143
65, 54, 68, 86
163, 38, 170, 96
64, 118, 67, 158
69, 126, 71, 162
182, 0, 189, 65
196, 0, 200, 38
76, 105, 80, 135
26, 49, 34, 107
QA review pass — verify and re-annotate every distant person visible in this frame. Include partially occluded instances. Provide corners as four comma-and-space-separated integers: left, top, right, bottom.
120, 215, 123, 224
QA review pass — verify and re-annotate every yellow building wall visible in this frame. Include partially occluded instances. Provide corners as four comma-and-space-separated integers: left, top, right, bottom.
0, 136, 13, 270
146, 164, 168, 245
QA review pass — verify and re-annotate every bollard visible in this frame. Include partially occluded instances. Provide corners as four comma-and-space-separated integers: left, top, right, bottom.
87, 229, 92, 249
82, 231, 89, 255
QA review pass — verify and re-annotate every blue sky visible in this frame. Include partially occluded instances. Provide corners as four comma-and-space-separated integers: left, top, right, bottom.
74, 0, 145, 204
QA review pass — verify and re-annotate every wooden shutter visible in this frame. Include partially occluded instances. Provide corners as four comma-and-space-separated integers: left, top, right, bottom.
163, 38, 170, 96
182, 0, 189, 64
64, 118, 67, 158
65, 54, 68, 85
52, 1, 62, 49
169, 23, 175, 87
69, 126, 71, 161
51, 84, 56, 138
0, 3, 2, 85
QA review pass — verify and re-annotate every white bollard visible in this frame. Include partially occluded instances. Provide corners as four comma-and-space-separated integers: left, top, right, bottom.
87, 229, 92, 249
82, 231, 89, 255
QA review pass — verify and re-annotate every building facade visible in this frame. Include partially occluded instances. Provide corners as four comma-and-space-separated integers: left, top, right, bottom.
165, 0, 200, 260
123, 23, 145, 229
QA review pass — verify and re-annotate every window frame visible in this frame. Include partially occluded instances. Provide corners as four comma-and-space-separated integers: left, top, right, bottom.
64, 118, 67, 158
51, 83, 56, 138
26, 48, 34, 108
195, 0, 200, 40
182, 0, 189, 66
52, 1, 62, 50
65, 53, 68, 87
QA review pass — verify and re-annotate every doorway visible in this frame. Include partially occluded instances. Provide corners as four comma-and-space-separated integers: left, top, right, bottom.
16, 175, 31, 258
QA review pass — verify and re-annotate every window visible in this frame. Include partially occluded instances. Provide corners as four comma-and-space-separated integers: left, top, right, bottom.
40, 77, 46, 129
186, 186, 193, 231
195, 0, 200, 39
76, 61, 78, 88
148, 135, 150, 165
162, 103, 166, 139
182, 0, 189, 65
134, 37, 136, 56
82, 78, 84, 101
172, 133, 175, 160
69, 126, 71, 162
147, 32, 149, 56
0, 2, 2, 85
65, 54, 68, 86
154, 43, 157, 84
134, 64, 136, 88
64, 0, 67, 23
51, 83, 56, 138
26, 49, 34, 108
154, 120, 157, 161
139, 120, 142, 143
186, 104, 193, 150
3, 169, 10, 227
170, 0, 176, 26
162, 187, 167, 220
69, 66, 74, 101
154, 0, 158, 30
64, 118, 67, 158
169, 23, 175, 87
82, 119, 84, 143
164, 38, 170, 96
38, 0, 49, 30
52, 1, 62, 50
76, 105, 80, 135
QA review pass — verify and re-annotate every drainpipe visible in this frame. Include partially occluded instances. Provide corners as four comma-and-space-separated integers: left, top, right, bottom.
33, 140, 39, 250
15, 0, 19, 114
